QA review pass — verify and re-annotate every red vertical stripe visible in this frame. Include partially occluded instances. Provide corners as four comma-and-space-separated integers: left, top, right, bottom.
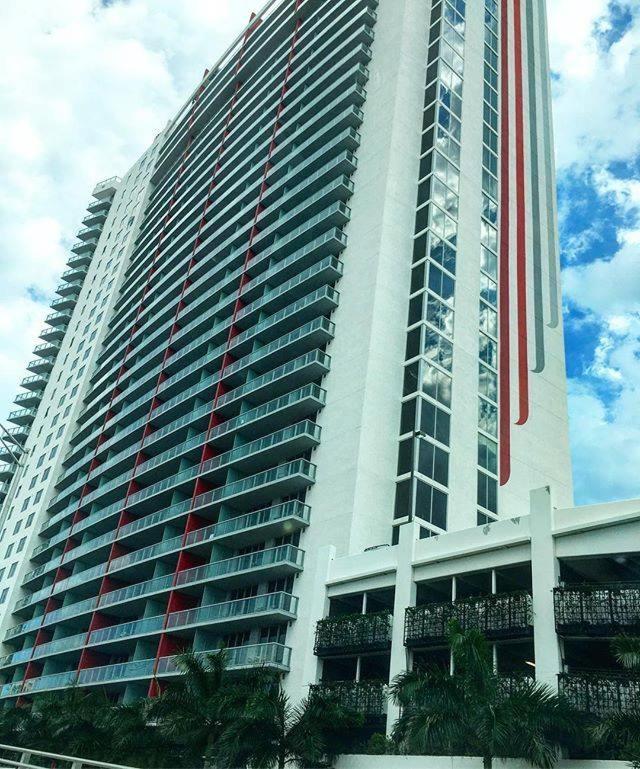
499, 0, 512, 485
513, 0, 529, 426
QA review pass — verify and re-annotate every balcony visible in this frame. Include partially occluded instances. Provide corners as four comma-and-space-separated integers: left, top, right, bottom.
14, 390, 42, 409
27, 357, 55, 375
39, 325, 65, 343
77, 224, 102, 241
8, 408, 37, 427
50, 294, 78, 312
3, 424, 29, 444
86, 197, 111, 215
61, 264, 88, 282
158, 643, 292, 676
70, 239, 98, 257
14, 545, 305, 622
2, 645, 292, 698
0, 482, 9, 502
309, 680, 387, 719
404, 591, 533, 647
92, 176, 121, 199
0, 463, 17, 483
314, 611, 392, 657
33, 339, 61, 358
81, 210, 108, 228
20, 373, 48, 391
554, 583, 640, 637
559, 671, 640, 716
45, 309, 72, 327
0, 443, 21, 464
56, 279, 83, 297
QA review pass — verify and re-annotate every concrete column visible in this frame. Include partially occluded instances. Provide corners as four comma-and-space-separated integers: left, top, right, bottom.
284, 544, 335, 704
386, 521, 419, 734
530, 486, 562, 691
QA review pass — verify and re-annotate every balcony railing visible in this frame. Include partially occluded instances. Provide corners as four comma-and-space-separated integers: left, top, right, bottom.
554, 582, 640, 636
314, 611, 392, 656
559, 671, 640, 716
309, 680, 387, 718
404, 591, 533, 647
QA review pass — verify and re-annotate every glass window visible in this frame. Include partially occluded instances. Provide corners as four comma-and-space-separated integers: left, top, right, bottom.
420, 398, 451, 446
478, 398, 498, 436
415, 479, 448, 530
477, 471, 498, 513
478, 435, 498, 475
394, 480, 412, 520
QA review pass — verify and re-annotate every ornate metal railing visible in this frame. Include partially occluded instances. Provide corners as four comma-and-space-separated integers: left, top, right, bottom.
309, 680, 387, 718
559, 671, 640, 716
314, 610, 392, 656
404, 591, 533, 647
554, 582, 640, 636
496, 673, 535, 698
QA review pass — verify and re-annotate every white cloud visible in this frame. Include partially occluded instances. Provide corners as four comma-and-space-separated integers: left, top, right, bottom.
563, 165, 640, 504
549, 0, 640, 169
0, 0, 257, 419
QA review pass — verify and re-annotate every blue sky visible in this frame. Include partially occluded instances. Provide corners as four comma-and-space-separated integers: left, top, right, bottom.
0, 0, 640, 506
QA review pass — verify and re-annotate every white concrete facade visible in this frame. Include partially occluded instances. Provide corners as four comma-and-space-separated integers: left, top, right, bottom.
0, 141, 162, 640
0, 0, 588, 737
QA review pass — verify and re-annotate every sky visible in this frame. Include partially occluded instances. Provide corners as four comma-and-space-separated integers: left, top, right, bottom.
0, 0, 639, 506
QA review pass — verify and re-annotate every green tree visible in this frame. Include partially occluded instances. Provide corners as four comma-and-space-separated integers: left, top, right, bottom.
106, 699, 185, 768
390, 622, 580, 769
29, 688, 114, 761
148, 649, 233, 767
214, 671, 363, 769
0, 703, 33, 747
593, 635, 640, 768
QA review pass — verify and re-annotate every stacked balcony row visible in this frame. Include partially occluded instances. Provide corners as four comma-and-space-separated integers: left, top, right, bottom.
0, 0, 378, 700
0, 178, 120, 499
311, 571, 640, 723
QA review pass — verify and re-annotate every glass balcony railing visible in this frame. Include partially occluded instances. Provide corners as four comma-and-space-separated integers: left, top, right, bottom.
174, 544, 304, 588
404, 591, 533, 647
156, 643, 292, 676
193, 499, 310, 543
22, 670, 77, 695
35, 499, 309, 597
88, 615, 165, 646
0, 682, 23, 698
95, 573, 172, 610
89, 239, 336, 416
193, 459, 316, 512
66, 281, 332, 473
77, 658, 154, 686
166, 591, 298, 631
31, 632, 86, 660
8, 408, 37, 426
70, 238, 98, 254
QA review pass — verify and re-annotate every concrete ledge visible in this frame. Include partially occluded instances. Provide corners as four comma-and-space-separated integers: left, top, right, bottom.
336, 756, 625, 769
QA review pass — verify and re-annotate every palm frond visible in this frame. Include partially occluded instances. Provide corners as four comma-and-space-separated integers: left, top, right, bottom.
613, 635, 640, 671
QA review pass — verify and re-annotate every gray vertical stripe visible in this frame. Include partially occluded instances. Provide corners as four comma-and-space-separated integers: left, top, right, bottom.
526, 0, 546, 373
537, 0, 561, 328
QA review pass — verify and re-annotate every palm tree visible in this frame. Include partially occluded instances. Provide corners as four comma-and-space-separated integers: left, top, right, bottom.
214, 671, 363, 768
29, 688, 115, 761
148, 649, 233, 767
0, 703, 33, 748
390, 622, 580, 769
593, 635, 640, 768
106, 699, 186, 769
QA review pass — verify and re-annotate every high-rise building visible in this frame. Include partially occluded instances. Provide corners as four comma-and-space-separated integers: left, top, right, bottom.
0, 0, 577, 716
